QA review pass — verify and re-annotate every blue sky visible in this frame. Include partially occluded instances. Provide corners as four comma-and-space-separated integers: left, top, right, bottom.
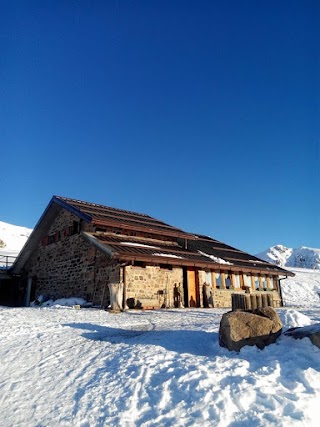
1, 0, 319, 254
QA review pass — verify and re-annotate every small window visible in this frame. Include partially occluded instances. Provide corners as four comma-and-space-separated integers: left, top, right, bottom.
215, 272, 222, 289
243, 274, 251, 288
225, 272, 232, 289
72, 221, 80, 235
132, 261, 146, 268
234, 274, 241, 289
96, 227, 107, 232
268, 276, 274, 290
205, 270, 212, 285
160, 264, 172, 270
261, 275, 268, 290
254, 276, 260, 290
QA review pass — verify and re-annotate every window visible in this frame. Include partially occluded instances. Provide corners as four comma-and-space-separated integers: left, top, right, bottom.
268, 277, 274, 290
254, 276, 260, 290
132, 261, 146, 268
45, 231, 60, 245
243, 274, 251, 288
215, 272, 222, 288
234, 274, 241, 289
96, 227, 107, 232
205, 270, 212, 285
225, 272, 232, 289
261, 275, 268, 290
47, 234, 56, 244
160, 264, 172, 270
71, 221, 80, 235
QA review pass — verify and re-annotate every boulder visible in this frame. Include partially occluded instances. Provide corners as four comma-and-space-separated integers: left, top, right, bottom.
219, 307, 282, 351
284, 323, 320, 348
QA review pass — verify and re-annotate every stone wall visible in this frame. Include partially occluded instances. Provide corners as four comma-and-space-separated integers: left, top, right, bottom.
26, 209, 119, 306
125, 265, 183, 309
212, 289, 237, 308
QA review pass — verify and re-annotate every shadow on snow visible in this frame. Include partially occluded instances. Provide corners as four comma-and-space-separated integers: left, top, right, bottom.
64, 322, 218, 356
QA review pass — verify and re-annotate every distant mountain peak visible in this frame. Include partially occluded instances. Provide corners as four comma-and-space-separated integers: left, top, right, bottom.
257, 245, 320, 270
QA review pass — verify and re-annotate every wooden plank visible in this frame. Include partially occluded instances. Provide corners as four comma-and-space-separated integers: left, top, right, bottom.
211, 271, 216, 289
187, 269, 197, 307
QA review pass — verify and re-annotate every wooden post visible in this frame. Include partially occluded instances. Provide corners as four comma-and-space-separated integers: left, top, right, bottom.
256, 293, 262, 308
25, 277, 32, 307
250, 294, 257, 310
262, 294, 268, 307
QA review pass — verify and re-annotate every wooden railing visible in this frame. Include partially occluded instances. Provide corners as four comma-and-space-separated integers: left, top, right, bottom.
0, 255, 17, 269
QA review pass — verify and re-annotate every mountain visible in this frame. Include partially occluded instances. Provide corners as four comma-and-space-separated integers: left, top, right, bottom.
0, 221, 33, 257
256, 244, 320, 270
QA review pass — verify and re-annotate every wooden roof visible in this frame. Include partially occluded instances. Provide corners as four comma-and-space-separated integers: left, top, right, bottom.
88, 232, 292, 275
56, 196, 293, 276
55, 196, 196, 239
12, 195, 294, 277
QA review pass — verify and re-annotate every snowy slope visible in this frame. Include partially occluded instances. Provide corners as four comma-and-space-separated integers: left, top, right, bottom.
0, 221, 33, 266
257, 244, 320, 269
281, 267, 320, 307
0, 220, 32, 255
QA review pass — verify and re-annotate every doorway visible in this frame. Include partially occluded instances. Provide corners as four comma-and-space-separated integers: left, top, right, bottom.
183, 267, 200, 307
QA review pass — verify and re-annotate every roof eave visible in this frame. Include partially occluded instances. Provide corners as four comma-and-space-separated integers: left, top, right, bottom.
110, 253, 293, 275
81, 232, 117, 258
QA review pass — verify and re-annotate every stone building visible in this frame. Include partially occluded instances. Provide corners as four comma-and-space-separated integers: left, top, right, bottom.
12, 196, 294, 308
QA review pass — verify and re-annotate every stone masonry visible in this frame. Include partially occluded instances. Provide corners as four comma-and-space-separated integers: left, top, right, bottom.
125, 265, 183, 309
25, 209, 119, 306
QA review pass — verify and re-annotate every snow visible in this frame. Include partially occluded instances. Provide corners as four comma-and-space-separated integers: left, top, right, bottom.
281, 267, 320, 307
0, 304, 320, 426
153, 253, 184, 259
198, 250, 233, 265
0, 221, 32, 266
31, 297, 90, 309
1, 222, 320, 425
0, 220, 32, 253
257, 244, 320, 269
120, 242, 160, 249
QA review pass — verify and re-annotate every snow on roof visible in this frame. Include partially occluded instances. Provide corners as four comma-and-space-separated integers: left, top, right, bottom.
120, 242, 160, 249
198, 250, 233, 265
152, 253, 184, 259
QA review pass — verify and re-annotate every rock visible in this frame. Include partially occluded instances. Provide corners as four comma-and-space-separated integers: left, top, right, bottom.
219, 307, 282, 351
284, 323, 320, 349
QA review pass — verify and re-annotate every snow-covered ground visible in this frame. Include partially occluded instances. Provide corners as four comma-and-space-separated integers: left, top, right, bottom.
1, 221, 320, 426
1, 302, 320, 426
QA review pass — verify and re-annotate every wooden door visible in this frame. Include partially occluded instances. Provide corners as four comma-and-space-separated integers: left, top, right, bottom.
187, 268, 199, 307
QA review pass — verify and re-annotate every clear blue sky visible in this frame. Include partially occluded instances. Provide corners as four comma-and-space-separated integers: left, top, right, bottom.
1, 0, 319, 254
